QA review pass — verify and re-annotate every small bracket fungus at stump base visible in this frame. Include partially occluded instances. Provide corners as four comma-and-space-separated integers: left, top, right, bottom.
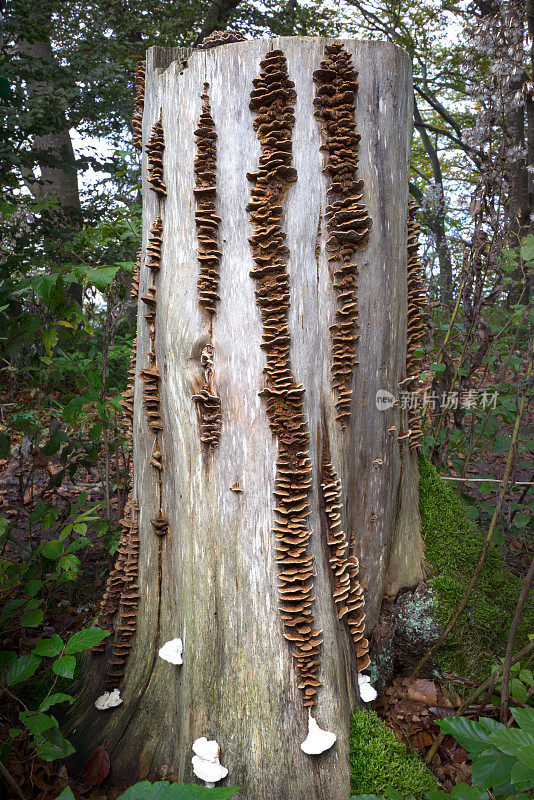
66, 38, 422, 800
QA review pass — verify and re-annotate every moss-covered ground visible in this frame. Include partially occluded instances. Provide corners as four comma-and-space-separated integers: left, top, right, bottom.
419, 457, 533, 681
349, 707, 437, 797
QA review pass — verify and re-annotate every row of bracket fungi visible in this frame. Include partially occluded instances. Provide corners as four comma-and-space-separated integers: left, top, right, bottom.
247, 49, 323, 709
192, 83, 222, 447
313, 44, 372, 428
404, 201, 426, 451
320, 458, 369, 671
91, 104, 170, 687
132, 59, 146, 152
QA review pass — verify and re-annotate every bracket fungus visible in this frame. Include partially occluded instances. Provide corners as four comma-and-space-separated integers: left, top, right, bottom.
132, 59, 145, 151
198, 29, 246, 49
158, 638, 183, 664
146, 118, 167, 198
192, 85, 223, 448
192, 737, 229, 787
358, 673, 378, 703
192, 344, 222, 447
404, 201, 426, 451
247, 49, 323, 709
95, 688, 123, 711
320, 459, 369, 671
313, 43, 372, 427
300, 713, 337, 755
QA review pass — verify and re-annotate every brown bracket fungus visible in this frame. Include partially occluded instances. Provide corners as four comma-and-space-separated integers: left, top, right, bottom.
197, 29, 246, 49
320, 458, 369, 672
132, 59, 145, 151
192, 85, 222, 448
247, 49, 323, 709
404, 201, 427, 451
146, 118, 167, 199
313, 43, 372, 428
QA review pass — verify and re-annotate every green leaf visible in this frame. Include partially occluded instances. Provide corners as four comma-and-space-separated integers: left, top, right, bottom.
511, 758, 534, 792
6, 654, 41, 686
35, 729, 75, 761
33, 635, 64, 658
512, 708, 534, 734
437, 717, 499, 756
64, 627, 109, 655
20, 607, 44, 627
9, 728, 22, 738
42, 540, 63, 559
510, 677, 528, 703
19, 711, 58, 735
85, 266, 120, 290
41, 328, 58, 356
52, 655, 76, 679
520, 233, 534, 262
54, 788, 76, 800
24, 579, 43, 597
519, 669, 533, 686
429, 362, 446, 373
488, 727, 534, 756
470, 749, 515, 790
516, 744, 534, 767
117, 781, 241, 800
39, 693, 74, 713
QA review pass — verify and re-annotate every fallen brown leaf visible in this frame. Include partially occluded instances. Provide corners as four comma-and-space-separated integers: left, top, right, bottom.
82, 745, 110, 787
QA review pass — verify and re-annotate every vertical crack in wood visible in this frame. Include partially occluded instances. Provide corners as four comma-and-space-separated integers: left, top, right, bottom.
313, 43, 372, 428
132, 60, 146, 152
399, 200, 426, 451
247, 49, 323, 709
319, 452, 370, 673
193, 83, 222, 448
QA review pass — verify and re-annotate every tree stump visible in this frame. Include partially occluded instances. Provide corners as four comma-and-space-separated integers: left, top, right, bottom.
68, 37, 424, 800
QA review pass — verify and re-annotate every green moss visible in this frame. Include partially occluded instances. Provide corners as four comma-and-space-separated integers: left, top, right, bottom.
349, 707, 437, 797
419, 457, 534, 681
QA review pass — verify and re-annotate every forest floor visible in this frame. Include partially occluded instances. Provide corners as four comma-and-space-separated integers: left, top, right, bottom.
0, 392, 531, 799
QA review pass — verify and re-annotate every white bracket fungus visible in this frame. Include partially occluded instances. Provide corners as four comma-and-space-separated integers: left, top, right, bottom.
300, 712, 336, 755
358, 673, 378, 702
94, 688, 123, 710
192, 737, 228, 788
158, 637, 183, 665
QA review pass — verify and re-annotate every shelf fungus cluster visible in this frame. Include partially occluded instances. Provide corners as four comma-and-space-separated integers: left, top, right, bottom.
403, 201, 426, 451
320, 459, 369, 671
92, 333, 140, 691
247, 50, 323, 709
313, 44, 372, 427
132, 59, 145, 152
193, 84, 222, 448
146, 119, 167, 199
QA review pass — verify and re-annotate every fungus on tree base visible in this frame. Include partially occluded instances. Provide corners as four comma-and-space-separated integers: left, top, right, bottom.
358, 673, 377, 702
247, 49, 323, 709
191, 737, 228, 787
313, 43, 372, 428
132, 59, 145, 151
404, 201, 426, 451
300, 713, 337, 755
320, 458, 369, 671
158, 638, 183, 664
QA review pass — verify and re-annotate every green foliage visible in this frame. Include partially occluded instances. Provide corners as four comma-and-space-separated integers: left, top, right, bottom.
349, 707, 437, 798
347, 710, 534, 800
55, 781, 241, 799
418, 458, 534, 681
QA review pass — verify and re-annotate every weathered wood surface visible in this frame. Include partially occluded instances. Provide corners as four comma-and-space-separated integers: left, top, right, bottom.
68, 37, 422, 800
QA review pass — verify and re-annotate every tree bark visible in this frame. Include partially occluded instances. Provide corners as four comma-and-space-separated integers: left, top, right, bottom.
68, 37, 423, 799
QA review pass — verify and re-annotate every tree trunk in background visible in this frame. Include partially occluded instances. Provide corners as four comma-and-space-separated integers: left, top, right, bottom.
68, 37, 423, 800
17, 22, 83, 303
